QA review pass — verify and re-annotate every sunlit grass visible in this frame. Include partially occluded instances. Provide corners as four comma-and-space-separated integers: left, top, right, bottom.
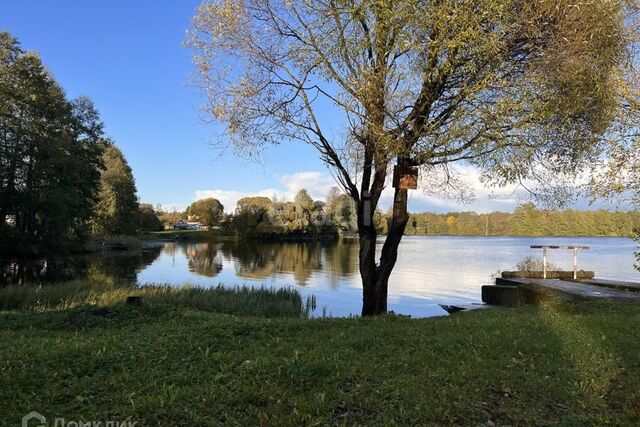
0, 280, 310, 318
539, 299, 626, 419
0, 291, 638, 425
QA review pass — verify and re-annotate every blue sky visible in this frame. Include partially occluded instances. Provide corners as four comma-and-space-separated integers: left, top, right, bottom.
2, 1, 626, 213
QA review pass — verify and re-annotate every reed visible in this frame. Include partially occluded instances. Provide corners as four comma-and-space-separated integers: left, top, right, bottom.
0, 280, 310, 318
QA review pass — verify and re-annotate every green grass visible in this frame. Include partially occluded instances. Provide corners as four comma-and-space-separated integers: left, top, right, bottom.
0, 281, 310, 318
0, 296, 639, 425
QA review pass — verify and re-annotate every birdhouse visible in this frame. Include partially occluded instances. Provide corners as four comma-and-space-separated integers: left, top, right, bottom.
392, 165, 418, 189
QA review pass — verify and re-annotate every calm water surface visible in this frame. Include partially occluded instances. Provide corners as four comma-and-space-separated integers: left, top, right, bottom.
3, 237, 638, 317
138, 237, 640, 317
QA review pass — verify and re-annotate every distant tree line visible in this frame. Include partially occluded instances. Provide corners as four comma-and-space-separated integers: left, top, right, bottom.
158, 192, 640, 239
405, 203, 640, 237
0, 32, 161, 256
157, 188, 387, 238
159, 197, 640, 239
231, 188, 387, 238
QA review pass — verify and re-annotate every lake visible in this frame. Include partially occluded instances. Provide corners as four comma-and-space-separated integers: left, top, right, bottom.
2, 236, 639, 317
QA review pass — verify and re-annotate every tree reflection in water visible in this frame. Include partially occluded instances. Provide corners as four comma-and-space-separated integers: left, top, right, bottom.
184, 243, 224, 277
218, 240, 358, 286
0, 245, 163, 286
0, 240, 361, 289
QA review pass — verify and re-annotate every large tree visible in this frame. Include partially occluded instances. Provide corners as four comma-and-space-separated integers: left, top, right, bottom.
91, 144, 139, 236
138, 203, 164, 232
189, 0, 635, 315
0, 32, 104, 255
587, 47, 640, 204
186, 197, 225, 226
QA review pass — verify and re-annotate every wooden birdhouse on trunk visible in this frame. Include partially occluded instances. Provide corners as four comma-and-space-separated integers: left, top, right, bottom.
392, 165, 418, 190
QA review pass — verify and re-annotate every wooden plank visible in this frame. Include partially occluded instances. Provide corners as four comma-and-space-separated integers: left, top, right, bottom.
497, 277, 640, 301
580, 279, 640, 293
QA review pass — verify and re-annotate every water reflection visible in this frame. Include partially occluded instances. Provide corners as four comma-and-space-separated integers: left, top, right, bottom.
229, 241, 326, 285
3, 237, 639, 317
156, 240, 358, 286
185, 243, 224, 277
0, 246, 163, 286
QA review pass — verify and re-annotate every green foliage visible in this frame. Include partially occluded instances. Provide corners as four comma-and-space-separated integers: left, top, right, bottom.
138, 203, 163, 232
293, 188, 313, 209
1, 300, 640, 425
0, 32, 105, 255
373, 209, 388, 235
189, 0, 632, 181
0, 280, 308, 318
516, 256, 561, 272
324, 187, 357, 236
228, 190, 638, 238
91, 145, 139, 236
228, 188, 387, 238
405, 203, 640, 237
232, 196, 271, 232
260, 190, 324, 236
186, 197, 224, 226
157, 208, 184, 229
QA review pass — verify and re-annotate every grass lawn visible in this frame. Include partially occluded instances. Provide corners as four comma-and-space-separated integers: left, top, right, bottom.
1, 287, 639, 425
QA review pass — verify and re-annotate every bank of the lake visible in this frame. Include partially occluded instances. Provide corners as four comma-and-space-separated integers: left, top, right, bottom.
143, 229, 227, 242
1, 295, 639, 425
143, 229, 355, 243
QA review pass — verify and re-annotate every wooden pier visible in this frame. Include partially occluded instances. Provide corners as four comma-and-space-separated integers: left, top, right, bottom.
483, 273, 640, 307
483, 244, 640, 307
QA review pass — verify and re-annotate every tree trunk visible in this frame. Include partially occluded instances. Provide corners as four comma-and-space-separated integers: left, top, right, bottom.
359, 185, 410, 316
358, 189, 380, 316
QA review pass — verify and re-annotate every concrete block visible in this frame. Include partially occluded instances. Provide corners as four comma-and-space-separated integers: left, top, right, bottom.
482, 285, 524, 307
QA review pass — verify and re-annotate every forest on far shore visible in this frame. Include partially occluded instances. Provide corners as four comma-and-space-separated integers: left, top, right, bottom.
158, 196, 640, 239
404, 203, 640, 238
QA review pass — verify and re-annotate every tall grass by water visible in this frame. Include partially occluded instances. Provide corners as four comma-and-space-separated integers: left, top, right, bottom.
0, 280, 312, 318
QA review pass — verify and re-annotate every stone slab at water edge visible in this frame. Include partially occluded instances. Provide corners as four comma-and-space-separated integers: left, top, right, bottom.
482, 272, 640, 307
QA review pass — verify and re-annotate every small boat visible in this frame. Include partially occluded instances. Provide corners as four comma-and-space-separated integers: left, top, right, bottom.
439, 304, 466, 314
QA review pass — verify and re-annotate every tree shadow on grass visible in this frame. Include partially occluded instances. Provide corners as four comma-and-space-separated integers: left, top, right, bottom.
536, 299, 640, 425
2, 301, 639, 425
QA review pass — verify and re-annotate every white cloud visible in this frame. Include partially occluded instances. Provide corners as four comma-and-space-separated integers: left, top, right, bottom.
159, 203, 188, 213
278, 171, 338, 200
376, 164, 523, 213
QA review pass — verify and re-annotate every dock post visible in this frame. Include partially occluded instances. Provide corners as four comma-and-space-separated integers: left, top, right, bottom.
530, 245, 590, 280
